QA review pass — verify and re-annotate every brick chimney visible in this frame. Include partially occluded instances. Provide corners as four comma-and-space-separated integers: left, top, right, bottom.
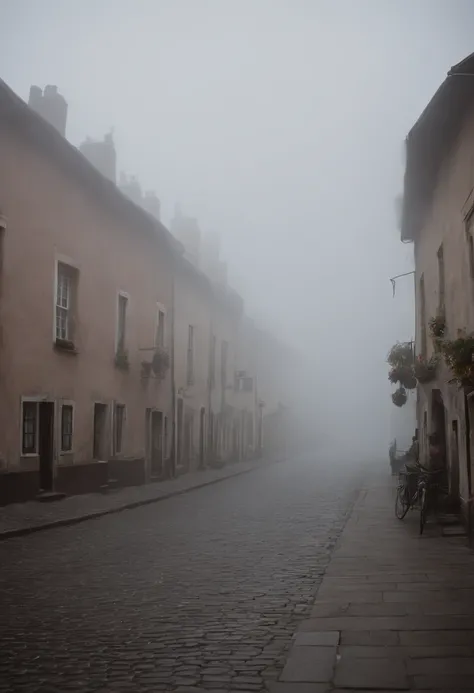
79, 133, 116, 183
141, 191, 161, 221
28, 85, 68, 137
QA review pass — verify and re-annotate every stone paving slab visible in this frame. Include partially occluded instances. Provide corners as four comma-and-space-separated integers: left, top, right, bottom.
268, 683, 330, 693
0, 458, 275, 539
278, 466, 474, 691
279, 644, 336, 682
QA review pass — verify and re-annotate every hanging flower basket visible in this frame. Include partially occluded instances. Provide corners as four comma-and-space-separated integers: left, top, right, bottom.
414, 355, 437, 384
391, 386, 407, 407
388, 365, 416, 390
140, 361, 153, 379
387, 342, 414, 369
429, 314, 446, 340
151, 347, 170, 378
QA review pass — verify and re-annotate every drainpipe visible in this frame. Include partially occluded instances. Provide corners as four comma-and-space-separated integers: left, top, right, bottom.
206, 317, 213, 468
170, 273, 177, 477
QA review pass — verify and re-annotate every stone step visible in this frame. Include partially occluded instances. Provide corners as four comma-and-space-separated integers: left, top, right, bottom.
35, 491, 66, 503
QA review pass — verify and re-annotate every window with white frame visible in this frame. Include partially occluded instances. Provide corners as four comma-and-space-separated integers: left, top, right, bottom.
116, 293, 128, 354
467, 212, 474, 280
61, 404, 74, 452
114, 403, 125, 455
56, 263, 77, 342
155, 306, 165, 348
22, 401, 38, 455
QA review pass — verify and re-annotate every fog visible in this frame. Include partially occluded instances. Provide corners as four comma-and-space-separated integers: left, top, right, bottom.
3, 0, 474, 461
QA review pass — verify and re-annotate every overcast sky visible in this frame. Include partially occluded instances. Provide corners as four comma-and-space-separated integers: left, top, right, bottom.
2, 0, 473, 455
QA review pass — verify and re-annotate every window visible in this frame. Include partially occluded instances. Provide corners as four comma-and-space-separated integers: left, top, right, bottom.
22, 401, 38, 454
117, 294, 128, 353
61, 404, 73, 452
210, 334, 216, 387
241, 376, 253, 392
419, 274, 427, 358
56, 263, 77, 342
0, 220, 5, 276
469, 234, 474, 279
221, 340, 228, 388
437, 244, 445, 314
155, 307, 165, 348
114, 403, 125, 455
187, 325, 194, 385
467, 213, 474, 280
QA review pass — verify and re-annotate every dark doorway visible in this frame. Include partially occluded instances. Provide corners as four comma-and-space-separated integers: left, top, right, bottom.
208, 411, 214, 461
39, 402, 54, 491
177, 398, 184, 468
150, 410, 163, 476
183, 411, 193, 471
232, 420, 240, 462
199, 407, 205, 469
431, 389, 447, 467
93, 403, 107, 460
450, 420, 460, 505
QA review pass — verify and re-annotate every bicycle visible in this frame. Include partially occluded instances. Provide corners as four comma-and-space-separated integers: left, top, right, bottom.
395, 463, 448, 534
418, 467, 448, 535
395, 466, 419, 520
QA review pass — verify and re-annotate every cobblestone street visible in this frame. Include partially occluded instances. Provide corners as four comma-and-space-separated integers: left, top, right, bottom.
0, 457, 361, 693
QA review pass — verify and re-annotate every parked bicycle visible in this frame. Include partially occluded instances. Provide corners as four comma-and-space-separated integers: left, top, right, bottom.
395, 463, 448, 535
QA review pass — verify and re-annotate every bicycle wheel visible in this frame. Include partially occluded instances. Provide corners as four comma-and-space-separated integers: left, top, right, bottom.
395, 486, 410, 520
419, 487, 427, 535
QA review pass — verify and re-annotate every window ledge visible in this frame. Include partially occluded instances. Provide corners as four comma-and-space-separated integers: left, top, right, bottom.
54, 339, 78, 354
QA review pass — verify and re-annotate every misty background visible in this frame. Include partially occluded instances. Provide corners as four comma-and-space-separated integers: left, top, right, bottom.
2, 0, 473, 458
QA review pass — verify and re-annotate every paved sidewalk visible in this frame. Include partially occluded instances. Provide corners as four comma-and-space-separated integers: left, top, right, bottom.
275, 466, 474, 692
0, 458, 273, 540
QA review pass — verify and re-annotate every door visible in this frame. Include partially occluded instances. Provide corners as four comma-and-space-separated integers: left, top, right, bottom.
208, 411, 214, 461
199, 407, 205, 469
177, 398, 184, 467
39, 402, 54, 491
151, 410, 163, 476
93, 403, 107, 460
450, 420, 460, 505
183, 412, 193, 470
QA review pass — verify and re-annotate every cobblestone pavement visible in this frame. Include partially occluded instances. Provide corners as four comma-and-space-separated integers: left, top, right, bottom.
0, 456, 362, 693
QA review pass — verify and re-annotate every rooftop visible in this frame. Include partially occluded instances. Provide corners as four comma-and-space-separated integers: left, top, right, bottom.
401, 52, 474, 242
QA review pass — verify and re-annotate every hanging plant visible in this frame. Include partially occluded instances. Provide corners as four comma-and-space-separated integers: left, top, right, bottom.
387, 342, 414, 369
387, 342, 415, 390
429, 314, 446, 340
388, 365, 417, 390
140, 361, 153, 379
414, 355, 437, 384
392, 386, 407, 407
151, 347, 170, 378
439, 334, 474, 387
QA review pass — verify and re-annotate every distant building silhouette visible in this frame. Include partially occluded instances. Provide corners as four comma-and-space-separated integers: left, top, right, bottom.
28, 85, 68, 137
79, 133, 116, 183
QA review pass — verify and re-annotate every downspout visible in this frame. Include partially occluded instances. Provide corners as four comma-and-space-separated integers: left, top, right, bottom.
170, 271, 177, 477
206, 316, 213, 468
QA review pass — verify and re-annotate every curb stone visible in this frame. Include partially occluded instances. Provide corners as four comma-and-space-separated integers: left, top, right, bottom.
0, 460, 275, 541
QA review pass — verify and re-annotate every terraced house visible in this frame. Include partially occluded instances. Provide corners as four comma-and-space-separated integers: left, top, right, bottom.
401, 52, 474, 531
0, 80, 289, 505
